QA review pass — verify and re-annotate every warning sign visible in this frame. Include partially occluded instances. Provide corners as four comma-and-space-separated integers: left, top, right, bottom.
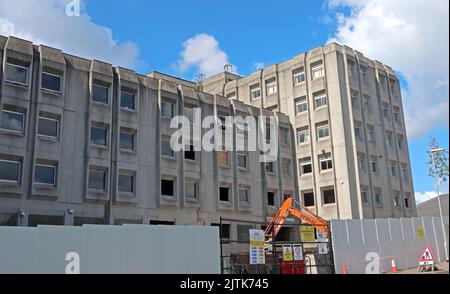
415, 226, 425, 240
300, 226, 315, 242
249, 229, 266, 265
283, 245, 293, 261
419, 244, 435, 266
293, 244, 304, 261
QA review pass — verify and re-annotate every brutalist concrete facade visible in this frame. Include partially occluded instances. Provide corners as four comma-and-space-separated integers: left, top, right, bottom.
0, 35, 299, 242
202, 43, 417, 219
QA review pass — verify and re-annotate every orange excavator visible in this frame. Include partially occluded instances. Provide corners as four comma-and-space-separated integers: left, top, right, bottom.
264, 197, 329, 243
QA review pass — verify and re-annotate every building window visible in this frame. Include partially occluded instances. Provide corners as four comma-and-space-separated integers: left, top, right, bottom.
237, 225, 253, 242
266, 78, 277, 95
120, 91, 136, 110
314, 93, 327, 109
363, 96, 371, 113
1, 109, 25, 133
360, 66, 367, 83
239, 187, 250, 203
393, 193, 401, 208
293, 69, 305, 85
303, 192, 315, 207
185, 181, 198, 199
226, 92, 236, 100
393, 108, 400, 123
267, 192, 275, 206
354, 123, 362, 140
161, 101, 174, 118
366, 126, 375, 142
348, 60, 355, 78
219, 186, 230, 202
92, 84, 109, 104
238, 153, 248, 169
282, 159, 292, 176
0, 159, 21, 182
265, 161, 275, 174
211, 223, 231, 239
390, 163, 396, 177
250, 84, 261, 100
404, 194, 410, 208
316, 122, 330, 140
397, 136, 404, 150
401, 165, 409, 182
161, 179, 175, 197
319, 154, 333, 172
88, 169, 107, 191
375, 190, 382, 206
161, 139, 174, 157
5, 62, 28, 85
38, 115, 59, 138
280, 127, 289, 145
34, 164, 56, 185
323, 189, 336, 204
297, 127, 310, 144
118, 173, 135, 193
90, 125, 108, 146
351, 90, 359, 108
295, 97, 308, 114
299, 158, 312, 175
382, 103, 390, 119
371, 158, 378, 173
358, 155, 366, 172
41, 72, 62, 92
120, 130, 136, 151
386, 132, 393, 147
184, 144, 196, 160
184, 105, 194, 123
361, 189, 369, 203
311, 63, 325, 79
218, 151, 229, 166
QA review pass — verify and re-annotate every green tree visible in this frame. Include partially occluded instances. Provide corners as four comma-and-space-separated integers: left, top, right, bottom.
427, 137, 449, 183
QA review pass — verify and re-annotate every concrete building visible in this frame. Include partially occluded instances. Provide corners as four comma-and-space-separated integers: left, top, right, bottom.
417, 194, 449, 217
0, 35, 299, 244
202, 43, 416, 219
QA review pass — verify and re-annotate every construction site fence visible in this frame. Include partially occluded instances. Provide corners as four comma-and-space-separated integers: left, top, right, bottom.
331, 216, 449, 274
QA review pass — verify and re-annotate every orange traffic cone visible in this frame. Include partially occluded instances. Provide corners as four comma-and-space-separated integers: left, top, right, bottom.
390, 256, 398, 273
342, 263, 348, 274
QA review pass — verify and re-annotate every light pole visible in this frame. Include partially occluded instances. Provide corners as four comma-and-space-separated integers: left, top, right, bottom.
430, 147, 448, 261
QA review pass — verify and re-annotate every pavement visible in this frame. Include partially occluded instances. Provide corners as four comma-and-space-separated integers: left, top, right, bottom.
391, 262, 449, 274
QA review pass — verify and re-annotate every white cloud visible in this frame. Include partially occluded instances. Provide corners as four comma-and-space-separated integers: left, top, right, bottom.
0, 0, 142, 69
177, 33, 235, 77
415, 191, 438, 204
327, 0, 449, 139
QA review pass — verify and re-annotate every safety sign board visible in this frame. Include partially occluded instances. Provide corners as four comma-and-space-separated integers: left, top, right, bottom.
415, 226, 425, 240
300, 226, 315, 242
249, 229, 265, 265
293, 244, 304, 261
317, 243, 329, 255
283, 245, 293, 261
419, 244, 435, 266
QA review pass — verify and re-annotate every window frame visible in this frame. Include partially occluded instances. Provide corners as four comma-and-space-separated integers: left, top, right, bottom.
314, 94, 327, 109
37, 116, 59, 139
316, 123, 330, 140
293, 69, 306, 85
185, 180, 199, 200
120, 90, 136, 111
118, 173, 135, 194
250, 85, 261, 100
119, 130, 136, 151
239, 187, 250, 204
92, 84, 109, 105
90, 125, 108, 147
88, 169, 107, 191
297, 128, 310, 144
41, 71, 62, 93
295, 98, 308, 114
319, 155, 333, 172
311, 63, 325, 80
5, 62, 29, 86
266, 79, 277, 96
1, 109, 25, 133
161, 101, 175, 118
0, 159, 21, 183
34, 163, 57, 186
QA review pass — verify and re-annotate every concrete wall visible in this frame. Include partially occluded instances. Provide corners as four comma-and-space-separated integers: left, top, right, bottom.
331, 216, 449, 274
417, 195, 449, 217
0, 224, 220, 274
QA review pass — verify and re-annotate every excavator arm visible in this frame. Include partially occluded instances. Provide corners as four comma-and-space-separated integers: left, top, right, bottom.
264, 197, 329, 243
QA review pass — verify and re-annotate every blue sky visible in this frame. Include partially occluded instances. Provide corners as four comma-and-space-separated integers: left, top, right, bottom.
0, 0, 448, 203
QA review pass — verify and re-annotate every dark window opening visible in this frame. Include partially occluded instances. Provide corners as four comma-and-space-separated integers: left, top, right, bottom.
185, 145, 196, 160
211, 223, 231, 239
220, 186, 230, 202
323, 189, 336, 205
161, 179, 174, 197
150, 220, 175, 225
267, 192, 275, 206
304, 192, 315, 207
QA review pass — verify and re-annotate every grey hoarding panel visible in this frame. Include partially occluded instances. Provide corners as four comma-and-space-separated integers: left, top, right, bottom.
388, 219, 406, 270
345, 220, 366, 274
330, 220, 348, 274
374, 219, 393, 273
0, 227, 36, 274
401, 218, 418, 269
